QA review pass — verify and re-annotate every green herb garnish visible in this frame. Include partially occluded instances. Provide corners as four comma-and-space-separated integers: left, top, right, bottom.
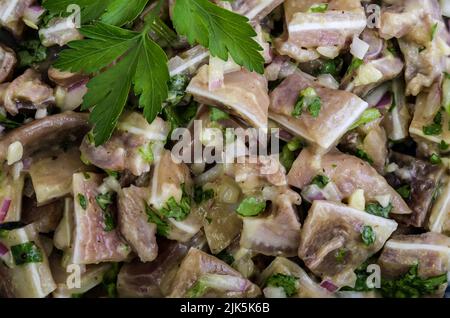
10, 242, 43, 265
78, 193, 88, 210
236, 197, 266, 217
311, 174, 329, 189
210, 107, 230, 122
355, 148, 374, 164
361, 226, 375, 246
146, 205, 170, 237
292, 87, 322, 118
396, 185, 411, 200
365, 202, 392, 218
265, 274, 298, 297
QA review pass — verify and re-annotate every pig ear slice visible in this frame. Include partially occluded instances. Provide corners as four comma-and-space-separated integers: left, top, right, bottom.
377, 232, 450, 297
299, 200, 397, 289
71, 173, 130, 265
269, 73, 369, 150
187, 65, 270, 131
288, 148, 412, 215
118, 186, 158, 263
167, 248, 261, 298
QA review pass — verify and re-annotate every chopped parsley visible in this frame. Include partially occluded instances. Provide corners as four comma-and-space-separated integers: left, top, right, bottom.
166, 74, 190, 106
236, 197, 266, 217
381, 264, 448, 298
216, 250, 235, 265
96, 192, 114, 211
439, 140, 449, 151
138, 143, 154, 163
430, 23, 438, 41
265, 273, 298, 297
355, 148, 374, 164
96, 192, 115, 232
292, 87, 322, 118
194, 186, 215, 204
365, 202, 392, 218
146, 205, 170, 237
335, 248, 347, 263
311, 174, 329, 189
102, 263, 121, 298
423, 110, 443, 136
346, 58, 363, 76
78, 194, 88, 210
186, 280, 208, 298
430, 153, 442, 165
308, 3, 328, 13
159, 185, 192, 221
10, 242, 43, 265
361, 226, 375, 246
396, 185, 411, 200
349, 108, 381, 130
210, 107, 230, 122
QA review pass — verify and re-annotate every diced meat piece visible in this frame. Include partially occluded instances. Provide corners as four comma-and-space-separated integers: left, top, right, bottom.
270, 72, 368, 150
49, 254, 112, 298
0, 170, 24, 223
428, 177, 450, 234
361, 126, 388, 174
118, 186, 157, 262
149, 149, 192, 210
187, 65, 270, 130
259, 257, 334, 298
276, 0, 366, 62
350, 55, 404, 97
0, 224, 56, 298
385, 152, 445, 227
377, 232, 450, 297
399, 39, 447, 96
409, 82, 450, 145
2, 69, 54, 116
71, 173, 130, 264
22, 198, 63, 233
0, 0, 33, 37
0, 45, 16, 83
240, 196, 301, 257
29, 148, 88, 204
288, 148, 412, 215
232, 0, 284, 21
380, 0, 448, 95
48, 67, 88, 88
148, 150, 201, 242
299, 200, 397, 288
117, 235, 207, 297
39, 16, 83, 47
0, 112, 90, 163
80, 113, 169, 176
167, 248, 261, 298
232, 155, 289, 192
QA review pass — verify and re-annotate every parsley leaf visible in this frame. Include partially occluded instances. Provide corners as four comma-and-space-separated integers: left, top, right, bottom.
101, 0, 150, 27
43, 0, 111, 24
159, 185, 192, 221
355, 148, 374, 164
194, 186, 215, 204
265, 274, 298, 297
396, 185, 411, 200
54, 21, 169, 145
172, 0, 264, 73
292, 87, 322, 118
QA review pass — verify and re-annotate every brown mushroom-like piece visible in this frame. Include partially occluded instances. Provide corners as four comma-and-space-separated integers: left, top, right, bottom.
0, 111, 90, 163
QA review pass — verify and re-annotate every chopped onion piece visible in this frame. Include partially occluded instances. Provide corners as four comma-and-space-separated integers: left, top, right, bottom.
0, 242, 8, 256
317, 74, 339, 89
263, 286, 287, 298
375, 194, 391, 208
316, 46, 340, 59
208, 56, 225, 91
320, 280, 339, 293
350, 36, 370, 59
441, 0, 450, 17
0, 198, 11, 222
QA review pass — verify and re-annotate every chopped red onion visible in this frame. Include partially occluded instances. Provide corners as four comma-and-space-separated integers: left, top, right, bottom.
0, 242, 8, 256
0, 199, 11, 222
375, 92, 393, 110
320, 280, 339, 293
22, 157, 33, 171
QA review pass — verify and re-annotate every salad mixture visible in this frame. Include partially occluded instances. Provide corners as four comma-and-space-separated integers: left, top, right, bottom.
0, 0, 450, 298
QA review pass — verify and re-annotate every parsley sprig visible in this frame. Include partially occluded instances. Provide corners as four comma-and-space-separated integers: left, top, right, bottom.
46, 0, 264, 145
